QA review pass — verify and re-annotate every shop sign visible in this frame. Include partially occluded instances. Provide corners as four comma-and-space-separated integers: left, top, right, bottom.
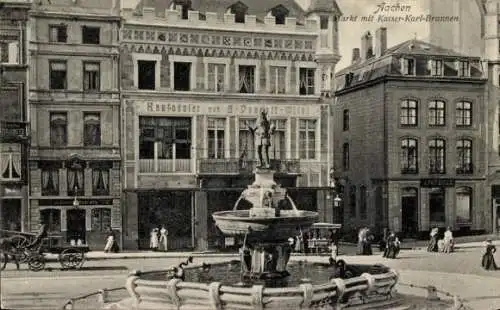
140, 101, 321, 118
420, 178, 455, 188
38, 199, 114, 206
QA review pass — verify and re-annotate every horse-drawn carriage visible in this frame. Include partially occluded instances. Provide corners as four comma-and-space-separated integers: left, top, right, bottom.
0, 228, 90, 271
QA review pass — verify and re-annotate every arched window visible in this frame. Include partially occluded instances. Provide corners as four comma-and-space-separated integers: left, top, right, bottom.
400, 99, 418, 126
456, 187, 472, 225
40, 208, 61, 232
343, 143, 349, 170
400, 138, 418, 174
428, 138, 446, 174
428, 100, 446, 126
401, 187, 418, 234
228, 1, 248, 23
456, 101, 472, 127
456, 138, 473, 174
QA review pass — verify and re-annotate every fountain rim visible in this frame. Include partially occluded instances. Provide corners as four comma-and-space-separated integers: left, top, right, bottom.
212, 210, 319, 221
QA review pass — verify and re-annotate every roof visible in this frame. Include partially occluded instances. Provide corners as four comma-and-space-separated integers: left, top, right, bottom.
134, 0, 306, 21
306, 0, 342, 15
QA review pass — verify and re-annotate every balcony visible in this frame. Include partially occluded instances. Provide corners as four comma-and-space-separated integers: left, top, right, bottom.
197, 158, 301, 175
138, 159, 192, 173
0, 121, 28, 142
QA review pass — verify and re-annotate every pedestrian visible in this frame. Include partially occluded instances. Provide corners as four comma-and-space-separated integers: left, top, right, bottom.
150, 228, 159, 251
443, 227, 454, 253
427, 227, 439, 252
159, 225, 168, 252
383, 231, 395, 258
104, 229, 115, 253
481, 239, 498, 270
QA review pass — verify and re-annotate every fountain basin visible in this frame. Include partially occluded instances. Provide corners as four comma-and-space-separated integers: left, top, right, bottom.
212, 210, 318, 241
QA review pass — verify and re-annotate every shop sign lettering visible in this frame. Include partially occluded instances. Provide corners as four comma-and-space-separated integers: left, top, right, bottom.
144, 101, 320, 117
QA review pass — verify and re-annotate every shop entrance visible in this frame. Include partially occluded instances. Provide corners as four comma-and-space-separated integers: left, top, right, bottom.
67, 209, 86, 244
401, 188, 418, 237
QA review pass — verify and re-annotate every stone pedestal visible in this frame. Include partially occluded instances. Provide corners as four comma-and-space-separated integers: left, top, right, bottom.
240, 242, 291, 279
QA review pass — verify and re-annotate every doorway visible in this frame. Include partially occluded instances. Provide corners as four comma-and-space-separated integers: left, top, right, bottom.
1, 199, 22, 231
67, 209, 86, 244
401, 188, 418, 237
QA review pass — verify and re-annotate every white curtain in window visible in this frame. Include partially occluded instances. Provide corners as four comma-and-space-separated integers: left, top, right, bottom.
0, 154, 9, 177
11, 153, 21, 177
102, 170, 109, 190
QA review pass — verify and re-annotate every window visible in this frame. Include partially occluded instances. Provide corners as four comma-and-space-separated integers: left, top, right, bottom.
360, 185, 367, 219
270, 4, 289, 25
83, 62, 100, 91
456, 101, 472, 127
343, 109, 349, 131
41, 164, 59, 196
271, 119, 286, 159
0, 144, 21, 181
400, 99, 418, 126
299, 68, 315, 95
269, 66, 286, 94
40, 209, 61, 232
299, 119, 316, 159
428, 100, 445, 126
92, 168, 109, 196
0, 40, 19, 64
137, 60, 156, 90
49, 25, 67, 43
180, 4, 190, 19
429, 59, 443, 76
349, 185, 356, 216
400, 138, 418, 174
458, 61, 470, 77
49, 61, 67, 90
343, 143, 349, 170
456, 139, 473, 174
174, 62, 191, 91
207, 63, 225, 92
429, 138, 446, 174
139, 117, 192, 172
401, 58, 415, 75
50, 112, 67, 146
320, 16, 329, 29
207, 118, 226, 159
229, 2, 248, 23
82, 26, 100, 44
456, 187, 472, 224
238, 65, 255, 93
238, 118, 256, 160
83, 112, 101, 146
67, 161, 85, 196
429, 187, 445, 222
91, 208, 111, 232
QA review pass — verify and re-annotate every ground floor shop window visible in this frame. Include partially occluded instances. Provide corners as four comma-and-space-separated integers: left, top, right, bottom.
40, 208, 61, 233
429, 187, 445, 222
401, 187, 418, 236
1, 199, 21, 231
207, 191, 241, 249
456, 187, 472, 225
91, 208, 111, 232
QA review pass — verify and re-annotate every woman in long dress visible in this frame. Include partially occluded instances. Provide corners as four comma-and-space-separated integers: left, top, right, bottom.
104, 230, 115, 253
427, 227, 439, 252
159, 226, 168, 252
150, 228, 159, 251
481, 239, 498, 270
443, 227, 454, 253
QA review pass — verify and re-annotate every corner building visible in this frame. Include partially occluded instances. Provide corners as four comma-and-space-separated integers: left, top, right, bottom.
28, 0, 121, 248
121, 0, 341, 250
0, 0, 31, 232
334, 28, 488, 237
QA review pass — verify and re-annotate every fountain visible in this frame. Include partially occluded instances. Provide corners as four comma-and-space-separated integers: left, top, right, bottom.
103, 111, 408, 310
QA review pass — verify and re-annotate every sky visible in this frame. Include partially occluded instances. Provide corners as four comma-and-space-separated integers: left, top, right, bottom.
121, 0, 435, 70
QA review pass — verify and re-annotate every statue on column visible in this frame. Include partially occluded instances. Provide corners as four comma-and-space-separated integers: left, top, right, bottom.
247, 110, 275, 169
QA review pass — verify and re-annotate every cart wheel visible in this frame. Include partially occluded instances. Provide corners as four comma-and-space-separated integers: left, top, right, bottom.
59, 248, 85, 269
10, 235, 29, 263
28, 254, 46, 272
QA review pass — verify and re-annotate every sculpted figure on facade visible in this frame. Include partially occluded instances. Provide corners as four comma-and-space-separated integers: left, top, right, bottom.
247, 110, 276, 168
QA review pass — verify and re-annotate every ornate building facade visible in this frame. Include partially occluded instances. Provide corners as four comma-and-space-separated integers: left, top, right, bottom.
0, 0, 31, 232
28, 0, 121, 248
334, 28, 488, 237
121, 0, 341, 250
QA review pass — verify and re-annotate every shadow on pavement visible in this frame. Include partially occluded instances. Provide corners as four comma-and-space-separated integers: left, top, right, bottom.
44, 266, 128, 272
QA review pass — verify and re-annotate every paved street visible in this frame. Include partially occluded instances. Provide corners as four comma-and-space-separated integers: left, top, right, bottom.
1, 247, 500, 309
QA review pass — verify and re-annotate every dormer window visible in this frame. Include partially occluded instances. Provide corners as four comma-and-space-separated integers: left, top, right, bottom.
429, 59, 443, 76
400, 58, 415, 75
170, 0, 191, 20
457, 60, 470, 77
228, 1, 248, 23
269, 4, 289, 25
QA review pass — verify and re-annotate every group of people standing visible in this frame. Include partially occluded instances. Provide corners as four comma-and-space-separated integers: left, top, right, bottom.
427, 227, 454, 253
356, 227, 374, 255
149, 226, 168, 251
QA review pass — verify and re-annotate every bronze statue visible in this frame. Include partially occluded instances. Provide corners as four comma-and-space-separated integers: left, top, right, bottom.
247, 110, 275, 168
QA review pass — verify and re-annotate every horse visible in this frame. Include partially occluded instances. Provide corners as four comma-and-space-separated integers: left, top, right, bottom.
0, 237, 20, 270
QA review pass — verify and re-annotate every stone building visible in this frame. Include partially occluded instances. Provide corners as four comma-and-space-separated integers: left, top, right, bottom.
0, 0, 31, 232
334, 28, 488, 237
28, 0, 121, 248
121, 0, 341, 250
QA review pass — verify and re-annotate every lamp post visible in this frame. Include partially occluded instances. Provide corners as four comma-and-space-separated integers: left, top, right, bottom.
73, 186, 79, 208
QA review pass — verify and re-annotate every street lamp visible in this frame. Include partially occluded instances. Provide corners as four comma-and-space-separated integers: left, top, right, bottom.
333, 195, 342, 208
73, 186, 79, 208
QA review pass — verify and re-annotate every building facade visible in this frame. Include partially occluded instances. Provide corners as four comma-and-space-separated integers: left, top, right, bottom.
28, 0, 121, 248
334, 28, 488, 237
0, 0, 31, 232
121, 0, 341, 250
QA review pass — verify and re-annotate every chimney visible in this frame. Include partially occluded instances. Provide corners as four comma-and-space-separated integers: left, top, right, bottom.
352, 48, 360, 64
375, 27, 387, 58
360, 31, 373, 60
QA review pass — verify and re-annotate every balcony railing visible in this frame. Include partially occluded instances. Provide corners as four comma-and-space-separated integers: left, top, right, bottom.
198, 158, 301, 175
138, 159, 192, 173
